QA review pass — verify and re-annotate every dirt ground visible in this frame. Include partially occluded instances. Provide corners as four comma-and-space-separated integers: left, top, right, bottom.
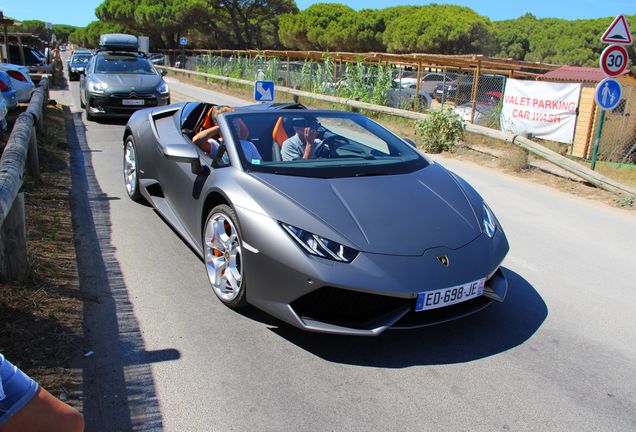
0, 104, 84, 408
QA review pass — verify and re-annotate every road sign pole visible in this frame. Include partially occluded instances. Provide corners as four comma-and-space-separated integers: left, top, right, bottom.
180, 45, 185, 69
590, 110, 605, 170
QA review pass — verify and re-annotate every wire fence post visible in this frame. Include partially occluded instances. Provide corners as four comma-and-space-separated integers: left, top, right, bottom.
590, 110, 606, 170
470, 60, 482, 124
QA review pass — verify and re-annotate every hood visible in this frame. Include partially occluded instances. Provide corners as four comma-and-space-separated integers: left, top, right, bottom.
93, 73, 161, 92
254, 163, 481, 255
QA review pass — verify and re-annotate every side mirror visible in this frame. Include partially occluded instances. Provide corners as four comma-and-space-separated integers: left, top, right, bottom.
163, 144, 202, 174
161, 70, 168, 77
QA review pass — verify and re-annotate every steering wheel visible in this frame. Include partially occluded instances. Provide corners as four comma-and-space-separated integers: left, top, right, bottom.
316, 135, 349, 158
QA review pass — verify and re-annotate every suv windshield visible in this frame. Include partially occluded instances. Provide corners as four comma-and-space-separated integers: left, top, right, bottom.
94, 55, 155, 75
222, 111, 428, 178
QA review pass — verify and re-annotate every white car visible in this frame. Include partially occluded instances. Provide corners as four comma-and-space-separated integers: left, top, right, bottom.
453, 92, 502, 125
0, 64, 35, 103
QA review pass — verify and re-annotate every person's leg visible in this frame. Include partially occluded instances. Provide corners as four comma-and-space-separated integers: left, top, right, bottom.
0, 387, 83, 432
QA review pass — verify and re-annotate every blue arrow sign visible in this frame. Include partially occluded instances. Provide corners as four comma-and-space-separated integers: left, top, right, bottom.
595, 78, 622, 110
179, 37, 188, 45
254, 80, 275, 102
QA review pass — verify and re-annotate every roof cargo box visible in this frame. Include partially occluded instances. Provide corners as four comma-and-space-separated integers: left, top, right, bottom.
99, 33, 139, 52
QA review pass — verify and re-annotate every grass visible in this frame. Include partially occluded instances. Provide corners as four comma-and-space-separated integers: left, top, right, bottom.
0, 104, 84, 408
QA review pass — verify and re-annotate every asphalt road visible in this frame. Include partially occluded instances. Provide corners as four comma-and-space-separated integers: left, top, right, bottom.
54, 72, 636, 432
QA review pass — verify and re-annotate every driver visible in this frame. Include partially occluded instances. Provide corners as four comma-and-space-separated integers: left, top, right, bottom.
281, 118, 321, 161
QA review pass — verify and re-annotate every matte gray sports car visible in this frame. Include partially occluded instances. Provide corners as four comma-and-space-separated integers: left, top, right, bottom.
123, 102, 509, 336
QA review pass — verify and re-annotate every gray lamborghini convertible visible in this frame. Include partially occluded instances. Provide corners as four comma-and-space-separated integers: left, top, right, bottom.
123, 102, 509, 336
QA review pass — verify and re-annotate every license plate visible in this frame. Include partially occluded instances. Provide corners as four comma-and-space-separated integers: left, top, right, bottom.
122, 99, 145, 106
416, 278, 485, 311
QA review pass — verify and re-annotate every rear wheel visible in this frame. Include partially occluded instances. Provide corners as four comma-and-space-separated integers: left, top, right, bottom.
123, 135, 144, 202
203, 205, 247, 308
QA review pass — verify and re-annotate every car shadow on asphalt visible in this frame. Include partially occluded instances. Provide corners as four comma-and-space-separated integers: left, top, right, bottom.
66, 106, 180, 431
267, 268, 547, 367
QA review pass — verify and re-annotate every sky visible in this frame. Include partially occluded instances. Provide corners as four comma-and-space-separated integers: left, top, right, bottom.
1, 0, 635, 27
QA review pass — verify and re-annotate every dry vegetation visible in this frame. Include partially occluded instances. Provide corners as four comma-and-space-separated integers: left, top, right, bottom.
0, 104, 83, 407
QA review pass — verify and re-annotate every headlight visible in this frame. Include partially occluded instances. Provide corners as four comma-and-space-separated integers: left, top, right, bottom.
281, 223, 358, 263
157, 81, 169, 95
483, 203, 497, 238
70, 67, 76, 72
88, 80, 106, 94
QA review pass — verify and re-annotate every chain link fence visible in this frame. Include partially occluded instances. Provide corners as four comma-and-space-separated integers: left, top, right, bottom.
596, 99, 636, 164
168, 52, 506, 118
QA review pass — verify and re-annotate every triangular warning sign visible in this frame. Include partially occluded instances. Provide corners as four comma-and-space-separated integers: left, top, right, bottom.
601, 15, 633, 45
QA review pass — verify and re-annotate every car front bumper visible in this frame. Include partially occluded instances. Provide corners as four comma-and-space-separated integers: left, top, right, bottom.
86, 92, 171, 117
236, 208, 510, 336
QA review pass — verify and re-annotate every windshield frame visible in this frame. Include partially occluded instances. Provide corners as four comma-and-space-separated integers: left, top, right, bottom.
218, 110, 430, 178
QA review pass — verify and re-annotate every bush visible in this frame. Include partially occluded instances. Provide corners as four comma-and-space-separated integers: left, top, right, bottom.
415, 109, 464, 153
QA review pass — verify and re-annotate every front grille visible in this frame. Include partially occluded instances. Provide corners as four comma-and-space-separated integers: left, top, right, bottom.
108, 92, 158, 111
291, 287, 411, 330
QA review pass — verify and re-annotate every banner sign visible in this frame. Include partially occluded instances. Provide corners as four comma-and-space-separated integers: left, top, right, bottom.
501, 79, 582, 144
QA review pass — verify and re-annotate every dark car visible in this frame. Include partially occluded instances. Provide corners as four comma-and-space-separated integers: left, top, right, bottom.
8, 45, 52, 74
121, 102, 509, 335
67, 50, 92, 81
434, 74, 505, 105
79, 34, 170, 120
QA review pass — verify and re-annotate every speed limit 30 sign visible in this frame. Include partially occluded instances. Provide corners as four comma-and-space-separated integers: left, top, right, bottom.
599, 44, 629, 77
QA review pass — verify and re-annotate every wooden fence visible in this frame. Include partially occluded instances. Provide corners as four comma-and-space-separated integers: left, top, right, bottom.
0, 77, 48, 282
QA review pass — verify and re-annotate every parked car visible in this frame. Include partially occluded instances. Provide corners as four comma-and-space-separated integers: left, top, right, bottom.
0, 63, 35, 103
394, 72, 458, 96
434, 74, 505, 105
388, 81, 432, 111
453, 92, 502, 125
7, 45, 52, 74
0, 97, 8, 132
79, 34, 170, 120
122, 103, 509, 335
67, 50, 92, 81
0, 71, 18, 110
433, 75, 474, 104
148, 53, 166, 65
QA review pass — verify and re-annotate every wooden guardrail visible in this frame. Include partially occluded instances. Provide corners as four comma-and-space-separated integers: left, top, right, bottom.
160, 65, 636, 199
0, 77, 49, 282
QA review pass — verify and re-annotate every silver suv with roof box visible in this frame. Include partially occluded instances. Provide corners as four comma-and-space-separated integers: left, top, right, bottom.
79, 33, 170, 120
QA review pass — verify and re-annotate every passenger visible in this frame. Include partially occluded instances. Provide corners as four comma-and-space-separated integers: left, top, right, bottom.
0, 353, 84, 432
281, 118, 321, 161
192, 106, 261, 162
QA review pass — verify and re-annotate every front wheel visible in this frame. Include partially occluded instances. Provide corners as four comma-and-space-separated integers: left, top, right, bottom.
203, 205, 247, 308
123, 135, 144, 202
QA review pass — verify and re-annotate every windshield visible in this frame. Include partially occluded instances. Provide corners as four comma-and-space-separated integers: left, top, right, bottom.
72, 55, 91, 63
222, 111, 428, 178
94, 55, 156, 75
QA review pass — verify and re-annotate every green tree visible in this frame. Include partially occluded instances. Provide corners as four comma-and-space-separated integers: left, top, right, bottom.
382, 5, 494, 54
96, 0, 211, 49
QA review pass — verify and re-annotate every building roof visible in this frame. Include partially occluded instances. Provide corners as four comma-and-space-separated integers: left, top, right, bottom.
538, 66, 606, 83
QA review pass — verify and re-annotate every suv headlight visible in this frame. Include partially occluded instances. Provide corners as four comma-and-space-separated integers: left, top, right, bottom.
483, 203, 497, 238
157, 81, 169, 95
281, 223, 358, 263
88, 79, 106, 94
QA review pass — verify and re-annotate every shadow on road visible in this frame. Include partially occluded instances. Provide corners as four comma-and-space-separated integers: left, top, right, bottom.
66, 106, 179, 431
269, 268, 547, 367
